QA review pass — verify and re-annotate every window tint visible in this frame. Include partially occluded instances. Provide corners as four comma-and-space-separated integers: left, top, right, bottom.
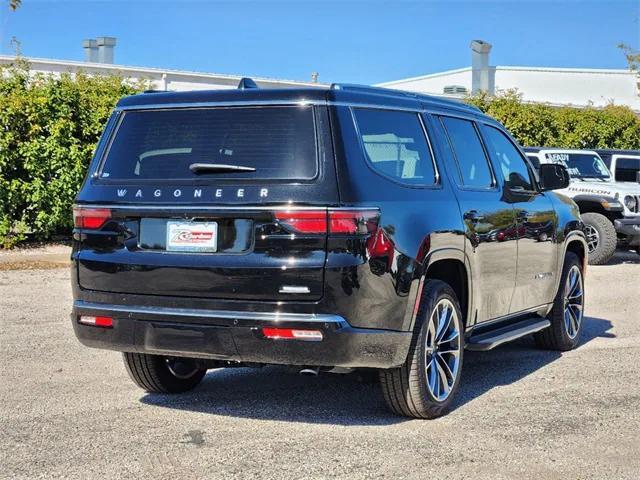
526, 154, 541, 169
483, 126, 534, 190
440, 117, 493, 188
353, 109, 436, 185
100, 106, 317, 180
615, 156, 640, 182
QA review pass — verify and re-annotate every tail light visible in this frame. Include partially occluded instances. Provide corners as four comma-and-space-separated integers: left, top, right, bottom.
73, 207, 111, 230
274, 209, 379, 235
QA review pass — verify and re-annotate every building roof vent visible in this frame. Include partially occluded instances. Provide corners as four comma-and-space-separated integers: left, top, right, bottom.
443, 85, 468, 95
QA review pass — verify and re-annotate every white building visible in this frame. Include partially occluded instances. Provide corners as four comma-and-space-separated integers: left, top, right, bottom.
0, 37, 323, 91
377, 40, 640, 112
1, 37, 638, 111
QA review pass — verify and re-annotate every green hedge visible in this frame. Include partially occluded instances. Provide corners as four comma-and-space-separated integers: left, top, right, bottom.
1, 64, 639, 247
0, 61, 145, 247
466, 90, 640, 149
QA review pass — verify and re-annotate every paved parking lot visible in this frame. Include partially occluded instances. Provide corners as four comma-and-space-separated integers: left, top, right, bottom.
1, 250, 639, 479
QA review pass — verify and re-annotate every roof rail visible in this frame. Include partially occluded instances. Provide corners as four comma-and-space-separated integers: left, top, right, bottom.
238, 77, 259, 90
330, 83, 481, 113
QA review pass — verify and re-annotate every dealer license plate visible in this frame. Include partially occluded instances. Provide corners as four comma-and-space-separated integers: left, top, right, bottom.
166, 221, 218, 253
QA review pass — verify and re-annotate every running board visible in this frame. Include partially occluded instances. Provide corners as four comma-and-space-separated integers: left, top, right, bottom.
466, 318, 551, 351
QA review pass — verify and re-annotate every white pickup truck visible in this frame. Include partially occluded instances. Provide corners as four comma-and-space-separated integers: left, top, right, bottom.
525, 148, 640, 264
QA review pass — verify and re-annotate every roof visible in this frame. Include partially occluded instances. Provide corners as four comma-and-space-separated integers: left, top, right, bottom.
378, 65, 633, 87
116, 82, 485, 118
0, 54, 323, 89
524, 147, 600, 155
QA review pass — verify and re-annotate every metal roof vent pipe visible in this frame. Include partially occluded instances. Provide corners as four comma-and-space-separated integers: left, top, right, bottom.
82, 39, 98, 63
470, 40, 493, 94
96, 37, 117, 64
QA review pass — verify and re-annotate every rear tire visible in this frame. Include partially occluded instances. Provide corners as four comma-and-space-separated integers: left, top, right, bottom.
534, 252, 584, 351
123, 353, 207, 393
582, 212, 616, 265
379, 280, 464, 419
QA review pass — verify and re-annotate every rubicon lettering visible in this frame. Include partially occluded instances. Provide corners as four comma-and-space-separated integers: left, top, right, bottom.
113, 187, 269, 200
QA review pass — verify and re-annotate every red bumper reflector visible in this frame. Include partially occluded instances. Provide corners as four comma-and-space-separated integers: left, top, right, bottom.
262, 327, 323, 341
79, 315, 113, 328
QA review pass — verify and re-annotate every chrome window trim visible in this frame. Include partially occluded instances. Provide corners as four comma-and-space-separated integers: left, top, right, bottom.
73, 204, 378, 211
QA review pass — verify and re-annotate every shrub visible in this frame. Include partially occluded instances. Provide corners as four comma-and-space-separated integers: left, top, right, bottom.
0, 60, 145, 247
466, 90, 640, 149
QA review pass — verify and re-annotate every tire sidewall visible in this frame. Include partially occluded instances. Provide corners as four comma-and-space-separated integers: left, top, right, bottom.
554, 253, 584, 349
582, 212, 616, 265
415, 283, 465, 409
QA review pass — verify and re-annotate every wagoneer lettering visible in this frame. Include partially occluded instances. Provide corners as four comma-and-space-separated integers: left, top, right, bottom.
71, 82, 587, 419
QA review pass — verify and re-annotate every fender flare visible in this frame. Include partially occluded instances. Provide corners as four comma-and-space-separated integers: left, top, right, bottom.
552, 230, 588, 296
402, 247, 473, 332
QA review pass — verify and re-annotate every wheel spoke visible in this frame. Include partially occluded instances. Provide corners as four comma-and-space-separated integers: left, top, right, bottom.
436, 360, 450, 396
435, 304, 451, 342
436, 354, 454, 382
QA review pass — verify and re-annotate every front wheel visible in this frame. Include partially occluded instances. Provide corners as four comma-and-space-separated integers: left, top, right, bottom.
380, 280, 464, 419
123, 353, 207, 393
581, 212, 616, 265
534, 252, 584, 351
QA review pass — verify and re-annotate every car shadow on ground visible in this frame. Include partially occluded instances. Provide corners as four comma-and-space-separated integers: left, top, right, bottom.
140, 316, 614, 426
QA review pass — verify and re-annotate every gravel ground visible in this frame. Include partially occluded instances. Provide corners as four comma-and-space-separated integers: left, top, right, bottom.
1, 251, 639, 479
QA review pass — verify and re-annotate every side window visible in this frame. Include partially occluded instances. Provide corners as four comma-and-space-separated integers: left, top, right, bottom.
526, 154, 541, 170
483, 126, 534, 191
352, 108, 437, 185
440, 116, 493, 188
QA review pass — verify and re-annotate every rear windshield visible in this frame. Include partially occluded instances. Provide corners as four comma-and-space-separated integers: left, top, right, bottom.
99, 106, 317, 181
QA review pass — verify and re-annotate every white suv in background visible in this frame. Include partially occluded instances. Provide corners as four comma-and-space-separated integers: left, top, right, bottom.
525, 148, 640, 264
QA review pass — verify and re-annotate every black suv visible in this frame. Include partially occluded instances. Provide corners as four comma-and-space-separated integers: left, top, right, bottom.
71, 82, 586, 418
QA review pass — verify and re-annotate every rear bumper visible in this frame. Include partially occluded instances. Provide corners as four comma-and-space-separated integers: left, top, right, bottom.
615, 217, 640, 246
71, 301, 412, 369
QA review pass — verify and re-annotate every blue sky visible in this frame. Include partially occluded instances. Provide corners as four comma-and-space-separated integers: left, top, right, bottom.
1, 0, 638, 84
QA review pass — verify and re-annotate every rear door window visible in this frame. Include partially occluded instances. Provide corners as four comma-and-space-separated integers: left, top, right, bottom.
482, 126, 535, 191
352, 108, 437, 185
440, 116, 494, 188
100, 106, 317, 181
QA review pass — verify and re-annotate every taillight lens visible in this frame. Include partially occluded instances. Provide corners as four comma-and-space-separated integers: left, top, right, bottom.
274, 209, 379, 235
73, 207, 111, 230
329, 210, 379, 234
274, 210, 327, 234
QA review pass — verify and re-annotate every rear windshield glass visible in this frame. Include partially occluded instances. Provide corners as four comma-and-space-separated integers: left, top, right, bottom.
100, 106, 317, 181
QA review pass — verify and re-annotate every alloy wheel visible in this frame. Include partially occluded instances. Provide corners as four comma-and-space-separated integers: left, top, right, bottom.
584, 224, 599, 253
425, 299, 462, 402
563, 265, 584, 339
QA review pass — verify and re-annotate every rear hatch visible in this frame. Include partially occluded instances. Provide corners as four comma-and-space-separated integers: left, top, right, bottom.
74, 102, 339, 302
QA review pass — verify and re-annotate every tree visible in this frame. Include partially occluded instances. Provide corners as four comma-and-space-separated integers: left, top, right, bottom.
619, 43, 640, 95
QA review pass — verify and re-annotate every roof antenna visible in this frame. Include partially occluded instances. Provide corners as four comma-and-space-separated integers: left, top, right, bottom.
237, 77, 259, 90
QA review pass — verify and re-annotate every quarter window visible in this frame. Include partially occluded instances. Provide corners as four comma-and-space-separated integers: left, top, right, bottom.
353, 109, 437, 185
440, 117, 493, 188
483, 126, 534, 190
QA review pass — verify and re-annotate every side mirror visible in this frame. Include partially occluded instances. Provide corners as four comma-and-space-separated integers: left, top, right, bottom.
538, 164, 570, 191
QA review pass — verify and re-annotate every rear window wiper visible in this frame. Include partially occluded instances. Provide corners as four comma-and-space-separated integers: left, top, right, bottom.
189, 163, 256, 174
